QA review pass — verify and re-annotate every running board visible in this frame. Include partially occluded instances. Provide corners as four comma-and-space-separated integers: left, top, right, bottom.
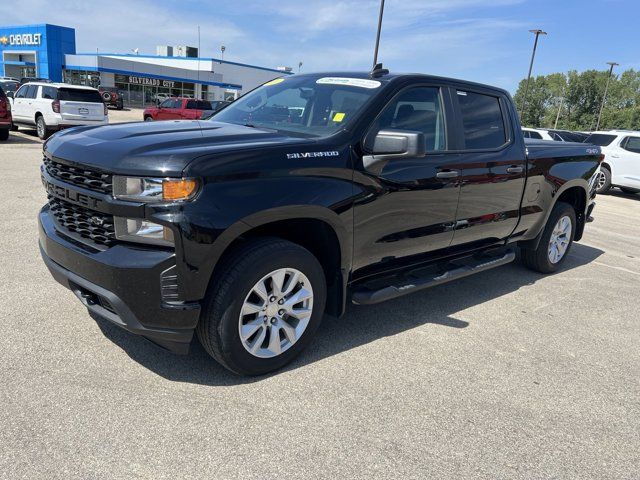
352, 250, 516, 305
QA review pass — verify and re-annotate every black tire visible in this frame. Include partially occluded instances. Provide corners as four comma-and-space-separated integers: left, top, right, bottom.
11, 123, 18, 131
144, 116, 153, 122
619, 187, 639, 195
0, 128, 8, 141
197, 238, 327, 375
102, 91, 112, 102
595, 167, 612, 194
521, 201, 576, 274
116, 102, 124, 111
36, 115, 51, 140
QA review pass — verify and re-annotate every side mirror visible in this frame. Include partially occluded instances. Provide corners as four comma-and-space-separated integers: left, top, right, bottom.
363, 129, 426, 175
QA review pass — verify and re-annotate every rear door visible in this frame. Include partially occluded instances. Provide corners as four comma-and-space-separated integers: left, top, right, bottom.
57, 88, 105, 122
448, 88, 527, 250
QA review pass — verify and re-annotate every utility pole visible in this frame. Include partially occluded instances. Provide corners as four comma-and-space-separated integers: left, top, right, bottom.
554, 87, 565, 129
595, 61, 619, 131
372, 0, 385, 68
520, 29, 547, 121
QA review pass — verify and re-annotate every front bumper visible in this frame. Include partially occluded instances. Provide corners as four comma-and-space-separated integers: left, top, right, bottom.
38, 206, 200, 354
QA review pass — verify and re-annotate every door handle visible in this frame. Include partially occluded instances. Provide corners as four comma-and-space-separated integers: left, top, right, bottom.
506, 166, 524, 174
436, 170, 460, 179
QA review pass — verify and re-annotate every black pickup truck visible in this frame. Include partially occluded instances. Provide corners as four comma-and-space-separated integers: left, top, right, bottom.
39, 71, 602, 375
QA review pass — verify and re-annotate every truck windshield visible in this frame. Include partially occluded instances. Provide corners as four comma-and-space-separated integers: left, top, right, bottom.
211, 75, 382, 137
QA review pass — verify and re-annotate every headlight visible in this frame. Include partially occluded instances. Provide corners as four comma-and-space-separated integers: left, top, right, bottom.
113, 176, 198, 202
114, 217, 174, 247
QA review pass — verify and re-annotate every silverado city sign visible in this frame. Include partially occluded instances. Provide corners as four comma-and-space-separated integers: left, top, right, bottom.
0, 33, 42, 46
128, 76, 176, 88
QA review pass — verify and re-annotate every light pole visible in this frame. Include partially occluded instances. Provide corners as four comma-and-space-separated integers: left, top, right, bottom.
298, 61, 303, 73
595, 61, 619, 131
372, 0, 385, 68
220, 45, 226, 61
520, 29, 547, 120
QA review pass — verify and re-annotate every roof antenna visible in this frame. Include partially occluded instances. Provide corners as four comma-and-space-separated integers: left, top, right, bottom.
370, 0, 388, 77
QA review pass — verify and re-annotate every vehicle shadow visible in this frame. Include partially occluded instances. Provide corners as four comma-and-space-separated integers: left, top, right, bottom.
608, 189, 640, 201
95, 243, 604, 386
7, 130, 42, 144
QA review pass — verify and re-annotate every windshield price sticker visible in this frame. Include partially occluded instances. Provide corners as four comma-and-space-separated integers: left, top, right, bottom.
316, 77, 381, 89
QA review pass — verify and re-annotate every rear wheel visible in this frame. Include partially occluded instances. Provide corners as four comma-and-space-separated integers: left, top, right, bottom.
595, 167, 612, 194
521, 201, 576, 274
197, 238, 326, 375
0, 129, 9, 141
36, 115, 51, 140
619, 187, 639, 195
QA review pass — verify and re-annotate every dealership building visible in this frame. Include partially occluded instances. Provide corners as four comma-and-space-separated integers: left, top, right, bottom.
0, 23, 291, 107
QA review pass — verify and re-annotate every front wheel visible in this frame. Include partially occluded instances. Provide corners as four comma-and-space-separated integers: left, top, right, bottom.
197, 238, 326, 375
144, 116, 153, 122
521, 201, 576, 274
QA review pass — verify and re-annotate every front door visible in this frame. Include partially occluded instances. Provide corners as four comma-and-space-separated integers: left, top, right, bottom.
448, 88, 527, 250
352, 85, 462, 277
11, 84, 31, 121
613, 136, 640, 189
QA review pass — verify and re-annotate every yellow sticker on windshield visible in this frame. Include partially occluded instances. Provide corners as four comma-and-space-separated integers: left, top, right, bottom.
333, 112, 346, 122
264, 78, 284, 86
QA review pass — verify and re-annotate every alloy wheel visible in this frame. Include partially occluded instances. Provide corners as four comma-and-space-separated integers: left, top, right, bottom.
548, 215, 572, 264
239, 268, 314, 358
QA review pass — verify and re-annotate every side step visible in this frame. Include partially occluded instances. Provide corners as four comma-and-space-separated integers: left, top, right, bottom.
352, 250, 516, 305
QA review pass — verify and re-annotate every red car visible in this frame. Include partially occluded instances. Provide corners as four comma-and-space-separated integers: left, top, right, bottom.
143, 98, 221, 121
0, 86, 12, 141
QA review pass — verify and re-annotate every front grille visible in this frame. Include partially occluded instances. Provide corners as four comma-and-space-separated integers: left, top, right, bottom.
44, 157, 113, 195
48, 195, 116, 247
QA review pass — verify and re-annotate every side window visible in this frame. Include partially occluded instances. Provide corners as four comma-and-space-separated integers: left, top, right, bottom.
456, 91, 507, 150
15, 85, 28, 98
374, 87, 446, 151
25, 85, 39, 99
522, 130, 530, 138
41, 86, 57, 100
186, 100, 197, 109
172, 99, 183, 109
529, 131, 543, 140
159, 99, 173, 108
622, 137, 640, 154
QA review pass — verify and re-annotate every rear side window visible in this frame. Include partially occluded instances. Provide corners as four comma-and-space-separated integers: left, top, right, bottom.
197, 100, 213, 110
584, 134, 617, 146
186, 100, 197, 109
457, 91, 507, 149
41, 86, 57, 100
622, 137, 640, 154
57, 88, 103, 103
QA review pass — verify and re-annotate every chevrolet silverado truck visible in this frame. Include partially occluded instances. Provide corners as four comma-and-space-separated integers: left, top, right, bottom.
39, 70, 602, 375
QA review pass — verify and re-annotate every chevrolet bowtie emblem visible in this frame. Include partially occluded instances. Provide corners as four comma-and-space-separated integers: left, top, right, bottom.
0, 36, 9, 46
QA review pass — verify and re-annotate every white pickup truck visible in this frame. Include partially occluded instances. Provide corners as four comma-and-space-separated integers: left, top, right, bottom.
9, 82, 108, 139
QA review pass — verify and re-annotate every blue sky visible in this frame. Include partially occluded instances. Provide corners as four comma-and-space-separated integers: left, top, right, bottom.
4, 0, 639, 92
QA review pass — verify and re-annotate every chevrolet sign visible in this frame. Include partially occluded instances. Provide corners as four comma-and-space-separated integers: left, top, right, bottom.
0, 33, 42, 46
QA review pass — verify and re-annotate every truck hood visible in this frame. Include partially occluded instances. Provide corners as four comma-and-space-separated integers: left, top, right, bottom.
44, 120, 309, 176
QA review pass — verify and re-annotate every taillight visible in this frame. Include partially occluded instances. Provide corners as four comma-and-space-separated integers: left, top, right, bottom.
600, 154, 605, 162
104, 103, 108, 115
52, 100, 60, 113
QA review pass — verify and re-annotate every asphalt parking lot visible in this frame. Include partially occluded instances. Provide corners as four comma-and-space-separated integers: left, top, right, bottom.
1, 124, 639, 479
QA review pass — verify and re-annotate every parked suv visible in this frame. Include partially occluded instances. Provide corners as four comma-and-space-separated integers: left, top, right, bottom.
10, 83, 108, 139
98, 86, 124, 110
0, 86, 11, 141
586, 130, 640, 194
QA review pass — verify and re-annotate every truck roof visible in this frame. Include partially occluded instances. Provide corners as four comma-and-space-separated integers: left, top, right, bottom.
23, 82, 98, 91
293, 71, 511, 97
